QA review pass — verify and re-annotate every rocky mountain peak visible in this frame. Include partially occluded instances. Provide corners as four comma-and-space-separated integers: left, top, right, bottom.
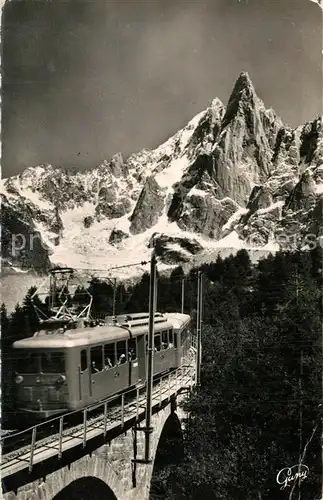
1, 71, 322, 289
222, 71, 261, 128
209, 97, 225, 116
108, 152, 126, 177
233, 71, 256, 95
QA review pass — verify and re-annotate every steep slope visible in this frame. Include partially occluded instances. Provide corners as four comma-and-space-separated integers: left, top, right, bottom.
235, 117, 323, 249
164, 73, 284, 240
0, 95, 227, 272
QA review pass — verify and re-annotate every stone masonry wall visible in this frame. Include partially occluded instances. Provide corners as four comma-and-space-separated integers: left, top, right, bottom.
3, 396, 188, 500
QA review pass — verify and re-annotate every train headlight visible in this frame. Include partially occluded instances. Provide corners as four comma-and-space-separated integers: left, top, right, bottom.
15, 375, 23, 384
55, 374, 66, 389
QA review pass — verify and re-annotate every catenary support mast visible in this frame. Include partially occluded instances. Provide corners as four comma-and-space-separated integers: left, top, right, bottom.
196, 271, 203, 386
181, 278, 185, 314
144, 250, 157, 461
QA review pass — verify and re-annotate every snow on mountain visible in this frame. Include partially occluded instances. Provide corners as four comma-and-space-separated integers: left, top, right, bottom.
1, 71, 323, 310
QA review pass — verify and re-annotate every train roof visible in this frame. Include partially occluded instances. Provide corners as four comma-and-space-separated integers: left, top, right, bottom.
12, 313, 190, 350
164, 313, 191, 329
12, 325, 129, 349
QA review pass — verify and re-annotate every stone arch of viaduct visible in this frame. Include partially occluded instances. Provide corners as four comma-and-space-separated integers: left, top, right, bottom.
3, 397, 187, 500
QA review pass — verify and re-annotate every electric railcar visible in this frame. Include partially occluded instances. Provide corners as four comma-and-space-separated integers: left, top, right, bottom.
12, 312, 192, 420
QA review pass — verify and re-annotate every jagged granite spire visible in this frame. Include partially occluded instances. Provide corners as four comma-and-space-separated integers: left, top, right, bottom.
222, 71, 261, 128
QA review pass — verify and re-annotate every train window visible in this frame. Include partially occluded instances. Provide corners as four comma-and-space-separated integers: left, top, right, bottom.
169, 329, 174, 348
81, 350, 88, 372
104, 343, 116, 369
40, 352, 65, 373
128, 338, 137, 361
17, 352, 40, 373
161, 330, 168, 349
117, 340, 127, 364
173, 330, 178, 348
91, 346, 103, 373
154, 333, 161, 352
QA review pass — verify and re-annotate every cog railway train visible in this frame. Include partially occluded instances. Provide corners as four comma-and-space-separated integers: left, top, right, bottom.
12, 312, 192, 420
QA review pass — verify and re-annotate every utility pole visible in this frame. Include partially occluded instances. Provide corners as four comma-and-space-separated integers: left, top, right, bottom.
181, 278, 185, 314
296, 270, 303, 500
144, 250, 157, 462
199, 272, 203, 352
196, 271, 202, 386
154, 272, 158, 313
50, 269, 58, 310
50, 271, 55, 310
112, 277, 117, 318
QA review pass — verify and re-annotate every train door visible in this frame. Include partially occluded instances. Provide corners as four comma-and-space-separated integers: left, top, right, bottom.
136, 334, 146, 383
181, 328, 186, 356
89, 345, 106, 402
110, 340, 129, 393
128, 337, 139, 387
175, 329, 181, 366
159, 330, 169, 372
153, 331, 162, 374
102, 342, 119, 397
80, 348, 91, 404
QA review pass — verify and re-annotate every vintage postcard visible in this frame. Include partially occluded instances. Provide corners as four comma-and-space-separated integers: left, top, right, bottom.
1, 1, 322, 499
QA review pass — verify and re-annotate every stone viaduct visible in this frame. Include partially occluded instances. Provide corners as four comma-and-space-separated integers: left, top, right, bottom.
1, 373, 193, 500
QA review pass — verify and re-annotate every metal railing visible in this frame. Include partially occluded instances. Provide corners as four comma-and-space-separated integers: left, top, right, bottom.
1, 362, 195, 475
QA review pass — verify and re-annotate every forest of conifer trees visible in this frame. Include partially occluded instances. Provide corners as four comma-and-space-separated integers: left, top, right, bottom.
1, 248, 322, 500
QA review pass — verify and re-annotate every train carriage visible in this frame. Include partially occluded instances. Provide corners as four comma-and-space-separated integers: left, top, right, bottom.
12, 312, 192, 420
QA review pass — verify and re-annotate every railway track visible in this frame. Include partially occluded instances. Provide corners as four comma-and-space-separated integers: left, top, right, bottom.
1, 363, 195, 477
1, 366, 188, 461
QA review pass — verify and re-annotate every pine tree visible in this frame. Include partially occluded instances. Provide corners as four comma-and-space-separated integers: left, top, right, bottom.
163, 250, 321, 500
87, 278, 114, 317
169, 266, 185, 312
125, 273, 150, 313
1, 303, 9, 339
21, 286, 43, 334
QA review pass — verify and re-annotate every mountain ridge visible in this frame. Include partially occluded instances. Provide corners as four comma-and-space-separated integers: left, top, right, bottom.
1, 71, 322, 287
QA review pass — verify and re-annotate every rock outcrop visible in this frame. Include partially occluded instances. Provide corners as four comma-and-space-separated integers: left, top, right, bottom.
109, 229, 129, 245
150, 234, 203, 265
1, 195, 52, 273
129, 177, 166, 235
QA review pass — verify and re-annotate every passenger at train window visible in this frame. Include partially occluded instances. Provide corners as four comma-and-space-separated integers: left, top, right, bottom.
161, 330, 168, 349
91, 361, 99, 373
105, 357, 113, 369
154, 334, 161, 352
169, 329, 177, 348
128, 349, 135, 361
118, 353, 126, 365
129, 338, 137, 360
117, 340, 127, 364
104, 344, 116, 368
168, 342, 174, 349
91, 346, 103, 372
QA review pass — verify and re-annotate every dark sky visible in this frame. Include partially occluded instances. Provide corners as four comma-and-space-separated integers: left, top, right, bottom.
2, 0, 322, 177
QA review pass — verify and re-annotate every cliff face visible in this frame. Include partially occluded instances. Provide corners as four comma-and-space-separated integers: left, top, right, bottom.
1, 72, 322, 279
129, 177, 166, 235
